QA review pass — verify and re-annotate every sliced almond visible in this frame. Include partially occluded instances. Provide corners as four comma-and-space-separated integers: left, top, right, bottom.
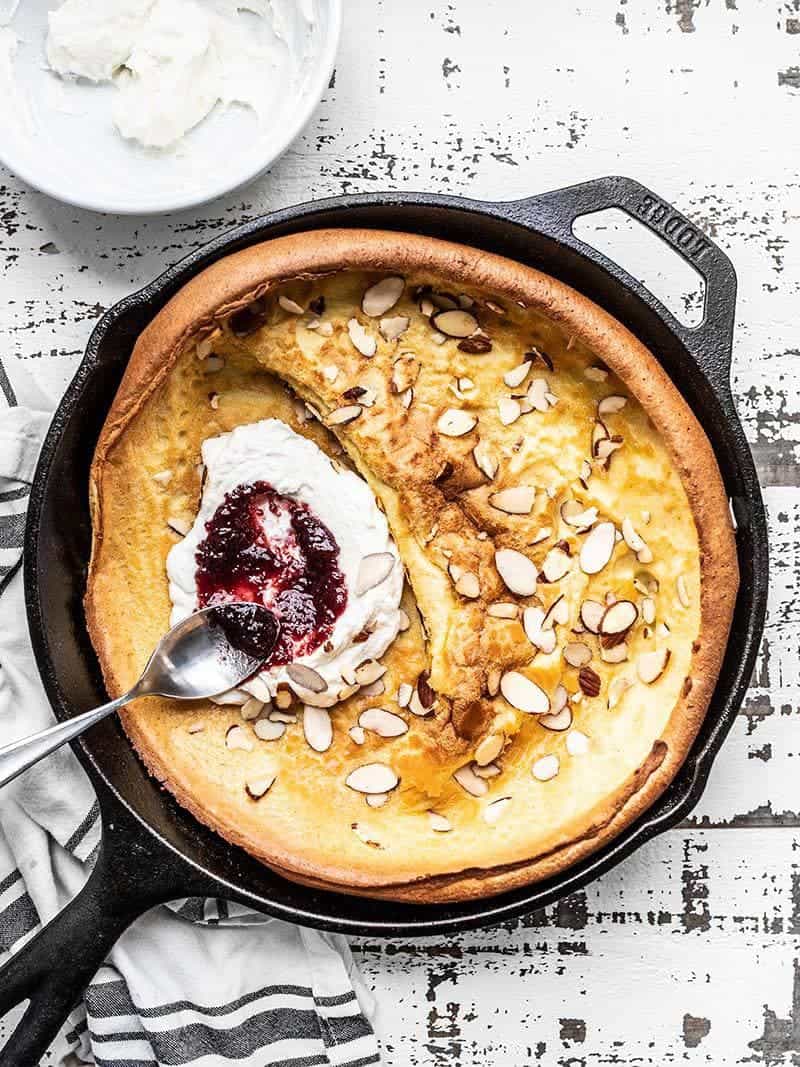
429, 811, 453, 832
391, 353, 419, 393
473, 439, 499, 480
322, 364, 339, 383
608, 674, 633, 709
245, 773, 276, 799
431, 309, 479, 337
303, 706, 332, 752
545, 594, 569, 627
489, 486, 535, 515
532, 754, 559, 781
601, 641, 628, 663
498, 397, 521, 426
637, 648, 671, 684
360, 678, 386, 698
484, 796, 512, 825
253, 718, 286, 741
495, 548, 538, 596
356, 552, 395, 595
278, 295, 305, 315
353, 660, 387, 687
362, 276, 404, 317
348, 318, 377, 357
642, 597, 656, 625
503, 362, 532, 388
541, 547, 571, 583
269, 709, 296, 724
167, 516, 192, 537
560, 500, 599, 528
437, 408, 477, 437
585, 365, 608, 382
580, 599, 605, 633
598, 395, 627, 415
396, 682, 413, 708
225, 725, 253, 752
500, 671, 550, 714
676, 575, 691, 608
474, 761, 501, 779
346, 763, 399, 794
523, 607, 557, 654
366, 793, 389, 808
539, 705, 573, 731
399, 387, 414, 409
453, 764, 489, 797
348, 725, 366, 745
486, 667, 501, 697
187, 722, 204, 734
488, 601, 519, 619
596, 438, 624, 463
359, 707, 408, 738
474, 732, 504, 766
563, 641, 592, 668
455, 571, 481, 599
527, 377, 551, 412
241, 697, 265, 722
286, 664, 326, 694
379, 315, 409, 341
599, 600, 638, 635
326, 404, 363, 426
566, 730, 590, 756
579, 521, 616, 574
408, 689, 434, 717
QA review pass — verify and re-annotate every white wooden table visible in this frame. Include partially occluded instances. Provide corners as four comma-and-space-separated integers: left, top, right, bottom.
2, 1, 797, 1062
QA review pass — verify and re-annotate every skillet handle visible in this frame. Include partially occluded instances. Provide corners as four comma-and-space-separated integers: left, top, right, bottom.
497, 175, 737, 394
0, 798, 214, 1066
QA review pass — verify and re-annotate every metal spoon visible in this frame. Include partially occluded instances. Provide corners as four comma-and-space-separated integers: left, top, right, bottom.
0, 604, 279, 790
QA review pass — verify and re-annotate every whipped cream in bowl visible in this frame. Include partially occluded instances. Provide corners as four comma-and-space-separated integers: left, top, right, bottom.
167, 419, 405, 708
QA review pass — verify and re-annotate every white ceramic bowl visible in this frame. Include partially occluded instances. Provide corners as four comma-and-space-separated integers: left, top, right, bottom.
0, 0, 341, 215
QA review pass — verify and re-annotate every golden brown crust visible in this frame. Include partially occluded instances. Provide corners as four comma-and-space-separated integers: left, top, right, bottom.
86, 229, 738, 902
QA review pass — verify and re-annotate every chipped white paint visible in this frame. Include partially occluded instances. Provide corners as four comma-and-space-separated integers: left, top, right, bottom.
0, 0, 797, 1063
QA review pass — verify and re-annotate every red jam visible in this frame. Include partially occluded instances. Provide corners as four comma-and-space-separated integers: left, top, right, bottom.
195, 481, 347, 668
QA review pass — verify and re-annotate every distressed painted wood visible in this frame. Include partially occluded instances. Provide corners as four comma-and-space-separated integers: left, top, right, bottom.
0, 0, 797, 1062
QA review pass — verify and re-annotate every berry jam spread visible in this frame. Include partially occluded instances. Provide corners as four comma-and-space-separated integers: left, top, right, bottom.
195, 481, 347, 669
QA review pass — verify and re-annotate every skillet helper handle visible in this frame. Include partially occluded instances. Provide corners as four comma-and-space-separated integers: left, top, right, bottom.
0, 803, 214, 1066
500, 175, 737, 392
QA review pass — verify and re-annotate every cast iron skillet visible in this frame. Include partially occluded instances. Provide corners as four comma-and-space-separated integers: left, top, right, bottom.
0, 176, 767, 1065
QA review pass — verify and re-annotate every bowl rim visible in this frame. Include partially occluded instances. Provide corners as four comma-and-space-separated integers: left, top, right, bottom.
0, 0, 342, 216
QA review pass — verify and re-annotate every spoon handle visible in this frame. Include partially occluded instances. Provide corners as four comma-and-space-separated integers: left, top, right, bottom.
0, 692, 133, 789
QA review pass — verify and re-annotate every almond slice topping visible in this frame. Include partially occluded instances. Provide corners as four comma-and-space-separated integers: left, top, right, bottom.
498, 397, 521, 426
579, 521, 616, 574
431, 309, 479, 337
453, 764, 489, 797
489, 486, 535, 514
608, 674, 633, 709
473, 439, 499, 480
380, 315, 409, 341
500, 671, 550, 714
362, 276, 404, 317
286, 663, 326, 693
359, 707, 408, 738
437, 408, 477, 437
598, 395, 627, 415
349, 725, 366, 745
599, 599, 638, 635
225, 724, 253, 751
245, 774, 276, 799
356, 552, 395, 595
428, 811, 453, 832
560, 500, 599, 528
303, 706, 333, 752
539, 705, 573, 731
278, 295, 305, 315
676, 574, 691, 608
541, 547, 571, 583
523, 607, 557, 654
484, 797, 512, 825
326, 404, 363, 426
503, 362, 532, 388
354, 660, 387, 686
580, 599, 605, 633
346, 763, 399, 794
474, 732, 504, 766
455, 571, 481, 599
396, 682, 413, 708
527, 377, 551, 412
366, 793, 389, 808
585, 365, 608, 382
253, 718, 285, 741
566, 730, 590, 756
532, 754, 560, 781
347, 318, 377, 357
495, 548, 538, 596
637, 648, 671, 684
563, 641, 592, 668
488, 601, 519, 619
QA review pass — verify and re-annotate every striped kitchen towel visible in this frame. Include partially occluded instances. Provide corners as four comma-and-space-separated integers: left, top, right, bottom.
0, 362, 381, 1067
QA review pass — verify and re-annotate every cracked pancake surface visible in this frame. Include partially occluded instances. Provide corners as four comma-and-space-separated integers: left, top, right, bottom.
86, 229, 738, 902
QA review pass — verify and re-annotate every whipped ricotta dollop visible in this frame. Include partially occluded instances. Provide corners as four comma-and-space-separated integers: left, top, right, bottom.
167, 419, 405, 704
45, 0, 302, 149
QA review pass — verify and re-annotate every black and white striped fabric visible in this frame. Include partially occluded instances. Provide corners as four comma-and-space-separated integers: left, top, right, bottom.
0, 366, 381, 1067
